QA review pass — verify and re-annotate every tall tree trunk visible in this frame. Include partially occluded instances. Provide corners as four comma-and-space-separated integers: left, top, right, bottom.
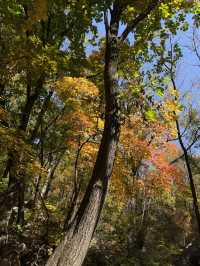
46, 6, 122, 266
46, 1, 160, 264
0, 77, 44, 226
176, 119, 200, 237
171, 74, 200, 236
41, 153, 63, 200
19, 77, 43, 131
30, 90, 53, 143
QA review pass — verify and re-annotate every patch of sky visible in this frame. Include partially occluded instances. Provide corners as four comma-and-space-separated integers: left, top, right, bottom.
175, 14, 200, 110
83, 12, 200, 115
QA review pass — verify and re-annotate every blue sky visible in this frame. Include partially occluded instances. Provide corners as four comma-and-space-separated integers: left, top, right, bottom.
84, 13, 200, 155
171, 14, 200, 109
86, 14, 200, 110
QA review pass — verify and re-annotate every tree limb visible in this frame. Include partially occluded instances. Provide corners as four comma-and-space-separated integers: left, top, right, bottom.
120, 0, 161, 41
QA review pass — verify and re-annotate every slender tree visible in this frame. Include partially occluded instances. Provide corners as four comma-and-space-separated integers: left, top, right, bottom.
46, 1, 188, 265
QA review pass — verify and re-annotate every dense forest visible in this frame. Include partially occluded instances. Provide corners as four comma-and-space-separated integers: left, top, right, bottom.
0, 0, 200, 265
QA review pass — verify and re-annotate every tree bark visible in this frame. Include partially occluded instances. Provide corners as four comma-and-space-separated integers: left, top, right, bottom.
19, 77, 43, 131
46, 1, 160, 264
0, 76, 44, 226
176, 119, 200, 237
30, 90, 53, 143
41, 153, 63, 200
46, 6, 122, 266
171, 75, 200, 236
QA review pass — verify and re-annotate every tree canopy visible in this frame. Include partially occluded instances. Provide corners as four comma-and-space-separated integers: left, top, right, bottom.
0, 1, 200, 266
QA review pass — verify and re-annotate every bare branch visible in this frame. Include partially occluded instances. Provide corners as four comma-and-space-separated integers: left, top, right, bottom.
193, 27, 200, 62
170, 126, 200, 164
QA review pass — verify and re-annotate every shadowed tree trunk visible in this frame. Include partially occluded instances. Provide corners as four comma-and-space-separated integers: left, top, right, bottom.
41, 152, 64, 200
30, 89, 53, 143
46, 1, 160, 265
170, 72, 200, 237
46, 5, 122, 266
0, 76, 44, 226
176, 119, 200, 237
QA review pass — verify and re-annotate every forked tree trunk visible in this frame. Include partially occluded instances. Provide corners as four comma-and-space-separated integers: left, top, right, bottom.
46, 7, 121, 266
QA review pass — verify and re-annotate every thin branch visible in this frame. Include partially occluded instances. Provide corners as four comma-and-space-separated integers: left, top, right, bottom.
73, 132, 99, 192
166, 55, 200, 235
193, 28, 200, 62
85, 70, 102, 80
176, 119, 200, 236
120, 0, 160, 41
170, 128, 200, 164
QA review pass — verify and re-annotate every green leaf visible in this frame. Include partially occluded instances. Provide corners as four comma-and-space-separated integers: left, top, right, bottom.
163, 76, 171, 85
181, 21, 189, 31
145, 109, 157, 121
156, 87, 164, 97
